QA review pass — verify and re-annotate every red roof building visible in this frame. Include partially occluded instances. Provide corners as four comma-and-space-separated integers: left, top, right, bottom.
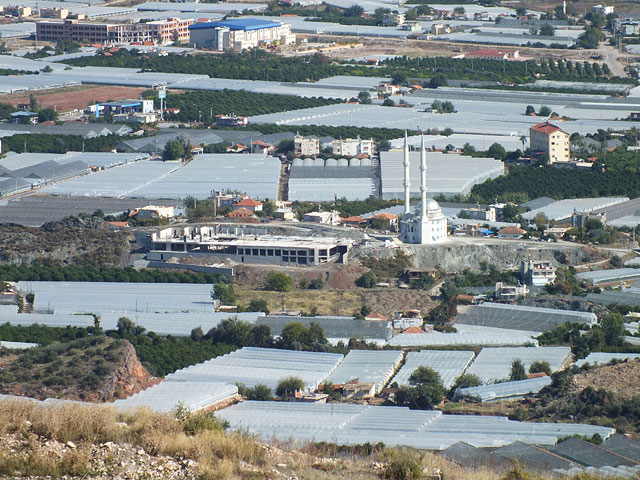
365, 313, 389, 321
232, 198, 263, 212
497, 226, 526, 239
227, 207, 255, 218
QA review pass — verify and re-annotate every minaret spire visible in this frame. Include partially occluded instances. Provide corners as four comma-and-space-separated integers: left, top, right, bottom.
403, 130, 411, 216
420, 134, 427, 219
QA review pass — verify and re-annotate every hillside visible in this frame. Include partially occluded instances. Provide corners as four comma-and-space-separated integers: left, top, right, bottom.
0, 217, 128, 266
0, 336, 156, 402
571, 359, 640, 401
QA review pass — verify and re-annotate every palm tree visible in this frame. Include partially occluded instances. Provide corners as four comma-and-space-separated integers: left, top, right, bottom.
519, 135, 527, 151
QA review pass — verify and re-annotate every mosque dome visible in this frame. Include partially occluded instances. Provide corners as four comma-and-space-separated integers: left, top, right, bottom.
425, 198, 440, 211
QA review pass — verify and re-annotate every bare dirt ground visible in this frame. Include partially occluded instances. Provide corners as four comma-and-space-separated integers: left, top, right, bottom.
0, 85, 149, 112
572, 359, 640, 400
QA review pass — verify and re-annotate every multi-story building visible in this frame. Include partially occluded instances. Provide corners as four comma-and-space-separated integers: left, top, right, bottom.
495, 282, 528, 301
36, 17, 193, 45
592, 4, 614, 15
521, 259, 557, 286
39, 7, 68, 19
382, 12, 405, 26
530, 122, 570, 163
2, 5, 31, 17
332, 137, 374, 157
294, 135, 320, 156
188, 18, 295, 51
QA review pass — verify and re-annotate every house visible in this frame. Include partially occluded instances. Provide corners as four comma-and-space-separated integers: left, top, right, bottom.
495, 282, 528, 301
375, 83, 401, 95
392, 311, 423, 329
251, 140, 275, 155
341, 216, 366, 226
135, 205, 175, 219
521, 259, 556, 286
431, 23, 451, 35
631, 112, 640, 122
497, 226, 526, 239
403, 326, 425, 334
215, 114, 248, 127
592, 4, 614, 15
273, 208, 295, 220
342, 380, 376, 399
403, 268, 437, 282
401, 21, 422, 32
530, 122, 570, 164
465, 49, 519, 60
303, 211, 340, 225
232, 198, 263, 212
226, 143, 248, 153
332, 137, 374, 157
369, 212, 398, 229
460, 207, 496, 222
382, 12, 405, 26
294, 135, 320, 156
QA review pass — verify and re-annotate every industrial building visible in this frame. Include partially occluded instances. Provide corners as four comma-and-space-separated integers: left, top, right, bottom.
188, 18, 295, 51
148, 225, 353, 266
36, 17, 193, 45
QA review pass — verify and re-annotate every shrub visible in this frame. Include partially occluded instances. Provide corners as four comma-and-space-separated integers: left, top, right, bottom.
510, 359, 527, 381
264, 271, 292, 292
384, 450, 423, 480
246, 384, 273, 401
356, 271, 378, 288
276, 376, 304, 397
529, 361, 551, 376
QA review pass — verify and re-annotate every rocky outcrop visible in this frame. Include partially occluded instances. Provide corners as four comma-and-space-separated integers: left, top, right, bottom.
96, 340, 158, 402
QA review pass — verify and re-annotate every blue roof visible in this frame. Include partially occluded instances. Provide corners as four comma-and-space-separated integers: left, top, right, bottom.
189, 18, 281, 31
10, 111, 38, 117
99, 101, 142, 108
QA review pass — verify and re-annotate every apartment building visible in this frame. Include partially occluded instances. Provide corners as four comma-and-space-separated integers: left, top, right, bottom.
294, 135, 320, 156
332, 137, 374, 157
530, 121, 570, 163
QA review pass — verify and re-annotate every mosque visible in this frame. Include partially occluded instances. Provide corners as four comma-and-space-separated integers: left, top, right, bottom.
399, 133, 448, 244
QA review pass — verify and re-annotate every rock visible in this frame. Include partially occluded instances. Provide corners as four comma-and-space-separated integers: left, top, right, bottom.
66, 441, 77, 449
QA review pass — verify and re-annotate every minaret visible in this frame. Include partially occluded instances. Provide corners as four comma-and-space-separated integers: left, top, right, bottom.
403, 130, 411, 215
420, 134, 427, 220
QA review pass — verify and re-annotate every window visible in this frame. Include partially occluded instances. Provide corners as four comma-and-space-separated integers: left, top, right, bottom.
252, 249, 259, 255
267, 249, 274, 256
260, 249, 266, 256
275, 249, 281, 256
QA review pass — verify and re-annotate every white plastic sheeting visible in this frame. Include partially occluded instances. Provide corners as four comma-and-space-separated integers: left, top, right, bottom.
574, 352, 640, 367
112, 381, 238, 413
389, 331, 537, 347
466, 346, 571, 384
457, 376, 552, 402
391, 350, 475, 389
217, 401, 615, 450
327, 350, 403, 393
165, 347, 344, 392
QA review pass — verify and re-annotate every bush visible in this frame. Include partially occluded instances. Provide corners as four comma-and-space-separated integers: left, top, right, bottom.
510, 359, 527, 381
529, 361, 551, 376
246, 384, 273, 401
384, 450, 423, 480
356, 271, 378, 288
264, 271, 292, 292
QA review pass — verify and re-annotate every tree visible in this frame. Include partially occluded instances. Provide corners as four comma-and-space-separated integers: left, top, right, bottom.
487, 143, 506, 160
190, 326, 204, 341
117, 316, 135, 336
538, 105, 552, 117
589, 12, 605, 29
356, 271, 378, 288
442, 127, 453, 137
509, 359, 527, 381
211, 281, 236, 305
29, 94, 39, 112
428, 73, 448, 89
207, 317, 252, 345
539, 23, 555, 36
515, 6, 527, 16
163, 138, 185, 160
261, 199, 275, 217
279, 322, 307, 350
383, 98, 395, 107
411, 272, 435, 290
248, 324, 273, 348
409, 366, 441, 386
578, 26, 602, 49
453, 6, 465, 14
37, 108, 58, 123
276, 138, 294, 155
276, 376, 304, 397
525, 105, 535, 115
529, 361, 551, 375
601, 312, 625, 346
357, 90, 372, 104
391, 72, 408, 86
248, 298, 269, 313
264, 271, 292, 292
462, 143, 476, 155
343, 4, 364, 17
452, 373, 482, 390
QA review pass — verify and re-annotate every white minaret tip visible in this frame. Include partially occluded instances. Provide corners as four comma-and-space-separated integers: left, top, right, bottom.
420, 134, 427, 219
403, 130, 411, 215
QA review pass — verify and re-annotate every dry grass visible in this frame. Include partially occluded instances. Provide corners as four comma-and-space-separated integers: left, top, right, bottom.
236, 288, 364, 316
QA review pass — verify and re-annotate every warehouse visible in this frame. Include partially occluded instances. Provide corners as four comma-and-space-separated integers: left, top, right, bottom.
189, 18, 295, 51
149, 225, 353, 266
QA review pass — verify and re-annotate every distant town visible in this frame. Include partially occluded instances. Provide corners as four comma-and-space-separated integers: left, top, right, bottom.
0, 0, 640, 478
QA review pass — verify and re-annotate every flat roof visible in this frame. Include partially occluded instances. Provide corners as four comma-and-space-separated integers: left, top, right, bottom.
156, 234, 344, 250
189, 18, 281, 30
99, 100, 142, 108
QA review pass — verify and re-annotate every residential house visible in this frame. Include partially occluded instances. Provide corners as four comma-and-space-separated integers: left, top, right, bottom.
251, 140, 275, 155
135, 205, 175, 219
460, 207, 496, 222
303, 211, 340, 225
365, 312, 388, 321
375, 83, 401, 95
215, 114, 248, 127
530, 121, 570, 163
495, 282, 528, 301
592, 4, 614, 15
369, 212, 398, 229
227, 207, 256, 219
497, 226, 526, 239
273, 208, 295, 220
232, 198, 263, 212
431, 23, 451, 35
382, 12, 405, 25
341, 216, 366, 226
521, 259, 556, 286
